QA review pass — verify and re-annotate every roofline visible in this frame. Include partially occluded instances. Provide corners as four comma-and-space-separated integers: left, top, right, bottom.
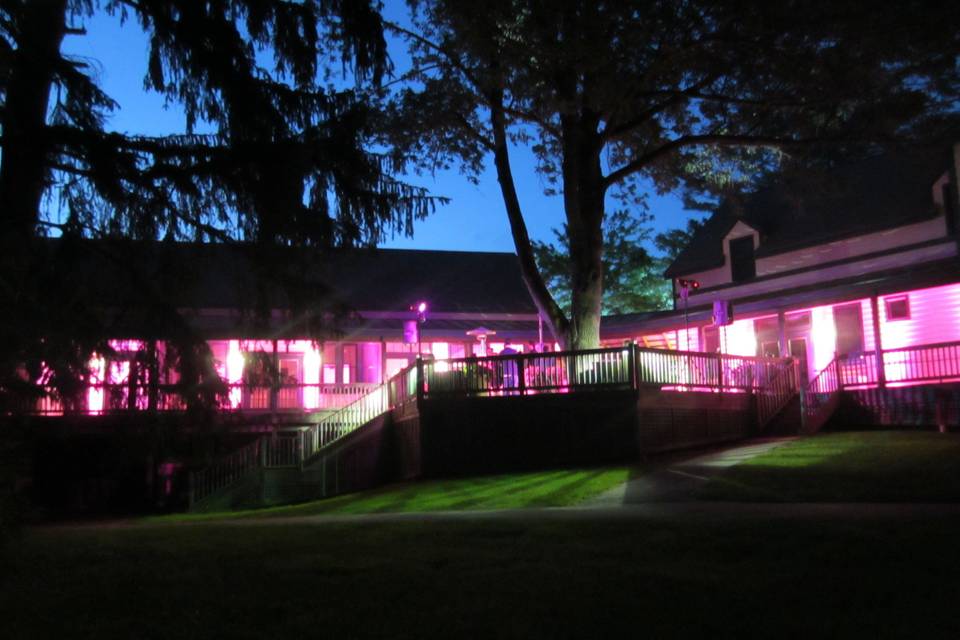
663, 209, 945, 279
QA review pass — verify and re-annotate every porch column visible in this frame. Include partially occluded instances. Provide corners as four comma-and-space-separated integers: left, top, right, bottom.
270, 339, 279, 410
380, 337, 387, 384
777, 311, 787, 359
870, 295, 886, 388
147, 340, 159, 411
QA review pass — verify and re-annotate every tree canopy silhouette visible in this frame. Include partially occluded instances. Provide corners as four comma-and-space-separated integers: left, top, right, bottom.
386, 0, 960, 348
0, 0, 435, 411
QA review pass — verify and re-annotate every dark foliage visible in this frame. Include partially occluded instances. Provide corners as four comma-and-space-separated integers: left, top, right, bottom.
0, 0, 438, 413
386, 0, 960, 347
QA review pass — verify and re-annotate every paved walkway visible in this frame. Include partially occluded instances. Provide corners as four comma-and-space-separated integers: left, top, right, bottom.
587, 437, 796, 506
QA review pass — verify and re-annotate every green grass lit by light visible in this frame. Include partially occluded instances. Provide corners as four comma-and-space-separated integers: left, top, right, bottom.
699, 431, 960, 502
148, 467, 630, 523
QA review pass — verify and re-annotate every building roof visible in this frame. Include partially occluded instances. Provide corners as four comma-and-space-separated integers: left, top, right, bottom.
41, 238, 537, 322
664, 148, 949, 278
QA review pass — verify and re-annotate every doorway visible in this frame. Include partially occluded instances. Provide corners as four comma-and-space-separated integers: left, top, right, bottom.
789, 337, 809, 382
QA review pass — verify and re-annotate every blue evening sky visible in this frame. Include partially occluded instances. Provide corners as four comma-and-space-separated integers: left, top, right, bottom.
60, 4, 702, 253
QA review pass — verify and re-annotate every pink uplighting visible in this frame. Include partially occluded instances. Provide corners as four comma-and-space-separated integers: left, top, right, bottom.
719, 318, 756, 357
226, 339, 244, 408
87, 354, 105, 414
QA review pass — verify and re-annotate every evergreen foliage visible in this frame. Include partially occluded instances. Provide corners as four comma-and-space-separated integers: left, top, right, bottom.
0, 0, 435, 412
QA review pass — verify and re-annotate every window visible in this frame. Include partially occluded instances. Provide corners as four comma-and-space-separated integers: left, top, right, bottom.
702, 326, 720, 353
729, 236, 756, 282
833, 303, 864, 356
885, 296, 910, 320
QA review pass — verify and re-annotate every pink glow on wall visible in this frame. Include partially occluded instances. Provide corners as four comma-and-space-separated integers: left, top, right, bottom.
879, 283, 960, 351
302, 342, 321, 409
674, 327, 699, 352
359, 342, 383, 383
720, 318, 755, 356
87, 355, 105, 414
809, 305, 837, 374
432, 341, 450, 372
226, 340, 244, 408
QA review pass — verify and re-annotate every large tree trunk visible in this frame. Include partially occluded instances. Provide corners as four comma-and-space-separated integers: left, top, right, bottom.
0, 0, 68, 369
488, 92, 571, 347
0, 0, 68, 241
560, 113, 605, 350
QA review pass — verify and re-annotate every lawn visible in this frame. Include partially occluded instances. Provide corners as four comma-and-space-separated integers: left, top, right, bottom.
153, 466, 631, 523
699, 431, 960, 502
5, 513, 960, 639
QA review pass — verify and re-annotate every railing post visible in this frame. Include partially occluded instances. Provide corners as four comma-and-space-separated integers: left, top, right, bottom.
717, 353, 725, 391
517, 354, 526, 395
299, 429, 305, 470
416, 356, 425, 405
629, 342, 638, 390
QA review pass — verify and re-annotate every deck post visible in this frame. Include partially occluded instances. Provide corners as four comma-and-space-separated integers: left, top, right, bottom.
629, 342, 638, 390
270, 339, 279, 411
416, 356, 425, 405
870, 294, 886, 388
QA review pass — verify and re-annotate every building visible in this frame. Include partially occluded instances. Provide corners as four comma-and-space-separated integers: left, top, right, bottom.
23, 240, 542, 419
10, 145, 960, 512
602, 145, 960, 404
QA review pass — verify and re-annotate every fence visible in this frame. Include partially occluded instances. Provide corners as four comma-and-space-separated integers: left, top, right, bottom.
18, 382, 378, 416
421, 347, 634, 397
422, 346, 796, 399
188, 438, 263, 506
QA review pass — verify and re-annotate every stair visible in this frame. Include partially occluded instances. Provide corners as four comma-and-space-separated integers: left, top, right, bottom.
763, 395, 802, 436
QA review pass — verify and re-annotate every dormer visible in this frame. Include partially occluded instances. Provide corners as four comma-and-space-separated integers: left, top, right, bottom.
723, 221, 761, 283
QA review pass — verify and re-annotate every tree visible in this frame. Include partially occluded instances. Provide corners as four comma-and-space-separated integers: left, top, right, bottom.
533, 209, 674, 315
386, 0, 960, 348
0, 0, 436, 410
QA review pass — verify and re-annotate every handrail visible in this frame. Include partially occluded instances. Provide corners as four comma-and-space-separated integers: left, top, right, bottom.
799, 356, 842, 431
188, 437, 263, 508
300, 360, 421, 462
756, 358, 800, 429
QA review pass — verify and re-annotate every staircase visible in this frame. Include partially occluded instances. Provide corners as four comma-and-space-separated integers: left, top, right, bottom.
755, 359, 801, 432
187, 362, 420, 511
799, 357, 843, 434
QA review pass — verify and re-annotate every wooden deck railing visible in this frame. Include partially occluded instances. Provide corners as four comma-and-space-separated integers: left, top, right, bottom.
188, 438, 263, 507
422, 346, 796, 398
16, 382, 379, 416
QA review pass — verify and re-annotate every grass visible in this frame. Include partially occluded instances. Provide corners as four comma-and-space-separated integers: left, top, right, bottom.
150, 466, 631, 523
5, 513, 960, 639
699, 431, 960, 502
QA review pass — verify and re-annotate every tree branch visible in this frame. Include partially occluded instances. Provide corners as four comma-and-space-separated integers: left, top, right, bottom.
602, 133, 820, 190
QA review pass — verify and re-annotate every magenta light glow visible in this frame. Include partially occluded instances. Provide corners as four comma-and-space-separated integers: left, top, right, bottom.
226, 340, 244, 408
417, 301, 427, 313
87, 354, 105, 414
302, 342, 321, 409
720, 318, 756, 357
879, 283, 960, 351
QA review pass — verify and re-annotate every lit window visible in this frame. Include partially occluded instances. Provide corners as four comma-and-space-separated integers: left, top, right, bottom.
885, 296, 910, 321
